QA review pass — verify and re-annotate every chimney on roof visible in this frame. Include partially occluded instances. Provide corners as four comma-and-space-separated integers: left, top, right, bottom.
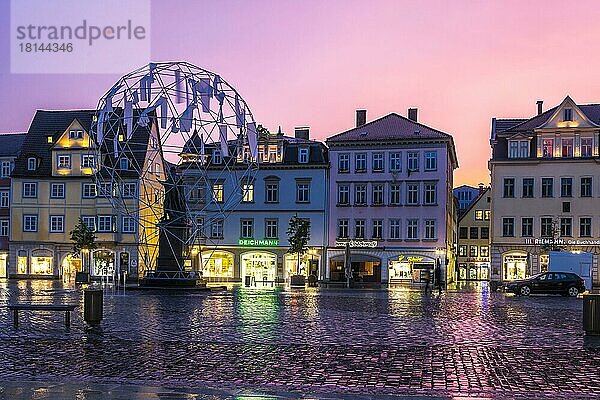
536, 100, 543, 115
478, 183, 485, 192
294, 126, 310, 140
408, 108, 418, 122
356, 109, 367, 127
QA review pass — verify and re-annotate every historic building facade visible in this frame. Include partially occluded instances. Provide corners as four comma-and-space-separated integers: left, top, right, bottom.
456, 187, 491, 281
490, 97, 600, 285
453, 184, 482, 216
181, 127, 328, 285
0, 133, 26, 278
326, 109, 458, 285
9, 110, 163, 281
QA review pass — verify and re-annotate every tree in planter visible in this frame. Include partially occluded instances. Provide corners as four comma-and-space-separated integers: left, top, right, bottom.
286, 214, 311, 275
70, 218, 97, 274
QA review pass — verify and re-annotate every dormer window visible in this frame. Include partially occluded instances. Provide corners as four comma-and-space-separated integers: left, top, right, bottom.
581, 138, 593, 157
542, 139, 554, 158
212, 150, 222, 165
27, 157, 36, 171
298, 147, 309, 164
508, 140, 529, 158
69, 130, 83, 139
564, 108, 573, 121
120, 158, 129, 170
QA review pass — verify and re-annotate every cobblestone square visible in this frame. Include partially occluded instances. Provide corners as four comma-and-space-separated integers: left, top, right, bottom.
0, 280, 598, 399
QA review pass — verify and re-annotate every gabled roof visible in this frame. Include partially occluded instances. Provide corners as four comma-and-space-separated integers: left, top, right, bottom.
13, 110, 94, 178
0, 133, 26, 157
458, 187, 490, 224
326, 113, 453, 143
501, 97, 600, 133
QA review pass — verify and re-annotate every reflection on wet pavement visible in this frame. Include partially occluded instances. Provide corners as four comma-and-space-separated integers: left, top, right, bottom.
0, 279, 596, 399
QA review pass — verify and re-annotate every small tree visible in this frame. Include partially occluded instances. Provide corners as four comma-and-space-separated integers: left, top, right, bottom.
541, 217, 565, 252
70, 218, 97, 273
287, 214, 311, 275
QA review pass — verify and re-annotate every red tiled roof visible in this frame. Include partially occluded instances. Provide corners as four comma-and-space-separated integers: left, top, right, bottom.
326, 113, 453, 143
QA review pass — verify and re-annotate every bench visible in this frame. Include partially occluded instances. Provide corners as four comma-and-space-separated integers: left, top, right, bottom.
7, 304, 77, 329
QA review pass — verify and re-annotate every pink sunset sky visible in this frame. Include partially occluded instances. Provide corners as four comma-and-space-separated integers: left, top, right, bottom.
1, 0, 600, 186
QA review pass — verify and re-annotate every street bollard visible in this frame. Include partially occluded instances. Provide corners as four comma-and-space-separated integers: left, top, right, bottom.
583, 293, 600, 335
84, 289, 103, 326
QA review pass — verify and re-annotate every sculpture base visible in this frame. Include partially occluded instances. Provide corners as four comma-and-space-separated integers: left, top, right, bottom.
140, 270, 205, 288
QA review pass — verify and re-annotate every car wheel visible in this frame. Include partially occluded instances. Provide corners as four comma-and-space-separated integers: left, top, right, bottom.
567, 286, 579, 297
519, 285, 531, 296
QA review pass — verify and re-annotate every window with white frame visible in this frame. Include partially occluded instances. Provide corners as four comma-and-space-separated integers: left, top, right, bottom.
265, 181, 279, 203
49, 215, 64, 233
50, 183, 65, 199
424, 151, 437, 171
338, 219, 349, 238
81, 154, 94, 168
298, 147, 309, 164
509, 140, 529, 158
372, 220, 383, 239
296, 181, 310, 203
194, 217, 205, 238
389, 152, 401, 172
406, 183, 419, 205
564, 108, 573, 121
82, 183, 97, 198
338, 153, 350, 172
212, 150, 222, 165
372, 153, 384, 171
122, 183, 136, 198
98, 182, 112, 197
57, 155, 71, 169
372, 183, 384, 205
122, 217, 136, 233
119, 158, 129, 170
97, 215, 114, 232
355, 153, 367, 172
242, 183, 254, 202
389, 183, 401, 205
406, 219, 418, 240
22, 182, 37, 198
27, 158, 36, 171
354, 219, 365, 239
423, 182, 437, 205
82, 216, 96, 231
265, 219, 278, 239
424, 219, 436, 239
1, 161, 11, 178
562, 138, 574, 158
354, 184, 367, 205
407, 152, 419, 171
212, 183, 224, 203
69, 129, 83, 139
240, 219, 254, 238
519, 140, 529, 158
0, 191, 8, 207
211, 219, 224, 238
0, 220, 8, 236
23, 215, 38, 232
389, 219, 401, 239
337, 184, 350, 205
542, 139, 554, 158
581, 138, 593, 157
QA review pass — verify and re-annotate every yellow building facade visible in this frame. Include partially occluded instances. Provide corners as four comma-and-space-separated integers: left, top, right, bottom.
9, 110, 163, 281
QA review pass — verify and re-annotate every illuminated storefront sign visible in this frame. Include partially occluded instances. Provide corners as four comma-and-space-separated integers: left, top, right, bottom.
397, 254, 424, 263
238, 238, 279, 247
335, 240, 378, 248
524, 238, 600, 246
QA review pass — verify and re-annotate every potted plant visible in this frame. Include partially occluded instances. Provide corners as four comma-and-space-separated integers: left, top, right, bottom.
286, 214, 311, 287
70, 217, 97, 283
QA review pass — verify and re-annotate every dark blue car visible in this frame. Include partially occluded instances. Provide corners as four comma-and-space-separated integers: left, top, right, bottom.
504, 272, 586, 297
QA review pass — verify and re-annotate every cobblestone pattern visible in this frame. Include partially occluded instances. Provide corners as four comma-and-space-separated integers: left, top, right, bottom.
0, 280, 598, 399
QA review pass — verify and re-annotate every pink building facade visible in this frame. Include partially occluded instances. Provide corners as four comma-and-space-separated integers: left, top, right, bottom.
325, 110, 458, 285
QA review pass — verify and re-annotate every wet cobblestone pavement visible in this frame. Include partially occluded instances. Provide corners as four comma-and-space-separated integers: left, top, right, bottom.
0, 280, 599, 399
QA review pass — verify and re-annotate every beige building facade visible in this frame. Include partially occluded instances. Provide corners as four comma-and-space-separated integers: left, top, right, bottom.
490, 97, 600, 285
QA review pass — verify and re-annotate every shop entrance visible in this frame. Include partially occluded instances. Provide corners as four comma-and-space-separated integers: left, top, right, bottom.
503, 252, 528, 280
62, 255, 82, 284
93, 250, 115, 278
201, 250, 235, 281
458, 262, 490, 281
330, 254, 381, 283
241, 251, 277, 286
0, 254, 6, 278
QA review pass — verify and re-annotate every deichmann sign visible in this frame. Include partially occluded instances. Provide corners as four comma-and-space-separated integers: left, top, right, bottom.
238, 238, 279, 247
335, 240, 378, 248
524, 238, 600, 246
